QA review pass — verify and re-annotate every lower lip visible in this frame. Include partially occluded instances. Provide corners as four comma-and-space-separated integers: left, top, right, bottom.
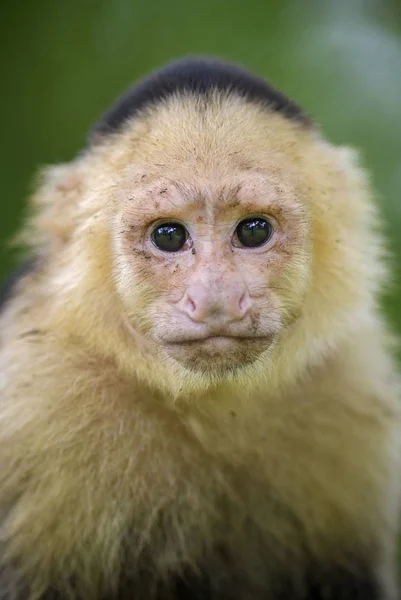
168, 336, 268, 345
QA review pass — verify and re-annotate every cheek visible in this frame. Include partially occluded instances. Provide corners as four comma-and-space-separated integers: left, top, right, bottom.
239, 249, 309, 325
115, 252, 193, 325
146, 259, 193, 302
238, 256, 277, 298
270, 253, 310, 322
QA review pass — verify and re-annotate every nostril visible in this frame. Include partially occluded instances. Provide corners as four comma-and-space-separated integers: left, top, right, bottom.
185, 296, 196, 315
178, 289, 205, 322
238, 292, 251, 317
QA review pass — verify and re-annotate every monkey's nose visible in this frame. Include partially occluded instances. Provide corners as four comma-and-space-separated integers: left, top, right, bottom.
179, 283, 252, 325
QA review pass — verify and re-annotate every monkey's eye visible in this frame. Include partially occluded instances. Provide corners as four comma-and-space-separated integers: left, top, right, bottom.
233, 218, 273, 248
151, 222, 189, 252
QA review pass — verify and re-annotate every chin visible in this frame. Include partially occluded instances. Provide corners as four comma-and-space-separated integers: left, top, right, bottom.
163, 337, 273, 375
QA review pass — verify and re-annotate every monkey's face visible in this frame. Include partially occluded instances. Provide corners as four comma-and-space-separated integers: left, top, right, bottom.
109, 101, 311, 376
113, 173, 309, 375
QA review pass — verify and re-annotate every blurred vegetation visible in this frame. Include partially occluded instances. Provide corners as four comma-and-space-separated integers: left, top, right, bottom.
1, 0, 401, 333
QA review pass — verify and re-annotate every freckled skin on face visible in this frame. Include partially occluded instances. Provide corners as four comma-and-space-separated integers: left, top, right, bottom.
115, 168, 309, 374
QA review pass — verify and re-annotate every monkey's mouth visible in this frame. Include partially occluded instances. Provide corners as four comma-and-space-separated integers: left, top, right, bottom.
162, 334, 273, 373
166, 334, 272, 345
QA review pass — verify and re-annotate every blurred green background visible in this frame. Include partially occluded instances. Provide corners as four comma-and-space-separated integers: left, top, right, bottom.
1, 0, 401, 332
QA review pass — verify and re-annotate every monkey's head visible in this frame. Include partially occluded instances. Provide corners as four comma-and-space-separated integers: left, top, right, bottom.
29, 58, 385, 396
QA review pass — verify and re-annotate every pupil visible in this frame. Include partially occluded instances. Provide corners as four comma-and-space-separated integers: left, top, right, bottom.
152, 223, 187, 252
236, 218, 272, 248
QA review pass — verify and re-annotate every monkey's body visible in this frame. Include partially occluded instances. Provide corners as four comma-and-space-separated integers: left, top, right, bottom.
0, 58, 399, 599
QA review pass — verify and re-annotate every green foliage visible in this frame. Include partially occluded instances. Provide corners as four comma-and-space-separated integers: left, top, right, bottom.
1, 0, 400, 332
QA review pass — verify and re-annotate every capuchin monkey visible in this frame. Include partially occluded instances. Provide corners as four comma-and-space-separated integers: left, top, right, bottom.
0, 56, 400, 600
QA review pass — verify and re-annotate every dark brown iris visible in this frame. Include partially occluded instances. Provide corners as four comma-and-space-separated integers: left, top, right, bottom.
235, 218, 272, 248
151, 223, 188, 252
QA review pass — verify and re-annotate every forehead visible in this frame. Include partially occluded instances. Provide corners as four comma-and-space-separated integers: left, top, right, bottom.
102, 95, 315, 214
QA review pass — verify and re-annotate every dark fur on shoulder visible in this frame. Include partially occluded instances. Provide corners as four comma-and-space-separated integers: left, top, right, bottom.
0, 260, 36, 312
91, 56, 311, 140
